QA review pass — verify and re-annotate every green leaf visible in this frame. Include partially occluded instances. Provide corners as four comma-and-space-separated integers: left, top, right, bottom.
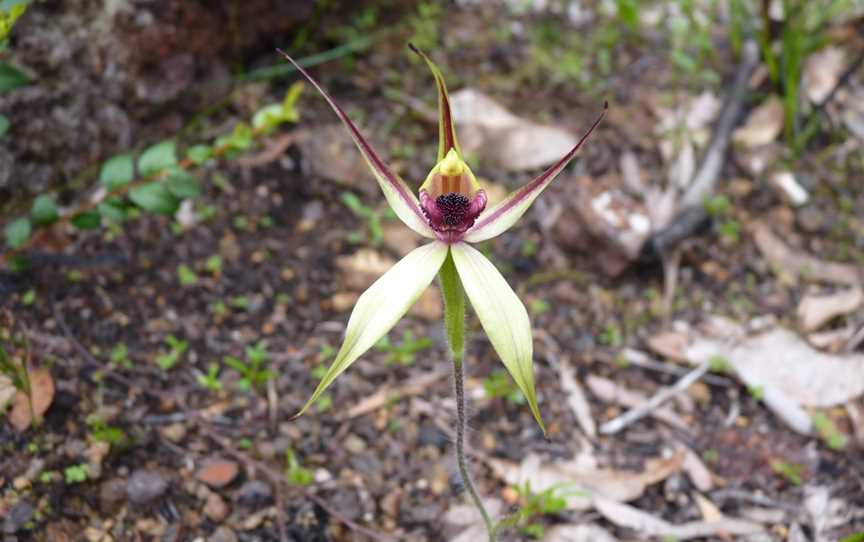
0, 62, 28, 92
97, 200, 126, 223
71, 210, 101, 230
129, 182, 178, 215
99, 153, 134, 191
166, 168, 201, 198
0, 114, 8, 138
4, 217, 30, 248
31, 195, 58, 225
138, 140, 177, 176
185, 144, 212, 166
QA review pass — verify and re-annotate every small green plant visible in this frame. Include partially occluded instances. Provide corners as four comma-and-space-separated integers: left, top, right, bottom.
285, 448, 313, 486
708, 354, 733, 374
63, 464, 89, 484
340, 192, 395, 245
747, 385, 765, 401
205, 254, 222, 274
155, 335, 188, 371
375, 330, 432, 366
495, 482, 572, 539
1, 83, 303, 267
598, 321, 623, 347
177, 263, 198, 286
703, 195, 740, 243
0, 339, 34, 422
812, 411, 848, 451
771, 459, 804, 486
529, 298, 550, 315
223, 341, 273, 392
110, 342, 132, 369
197, 363, 223, 392
86, 414, 127, 448
483, 370, 525, 405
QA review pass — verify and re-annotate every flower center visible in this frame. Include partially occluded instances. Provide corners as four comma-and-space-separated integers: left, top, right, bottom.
435, 193, 471, 226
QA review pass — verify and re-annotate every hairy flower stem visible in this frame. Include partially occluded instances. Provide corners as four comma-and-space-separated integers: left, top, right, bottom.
439, 253, 495, 541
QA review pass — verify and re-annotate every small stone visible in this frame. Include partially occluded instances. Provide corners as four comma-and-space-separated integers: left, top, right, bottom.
797, 207, 825, 233
236, 479, 272, 507
209, 526, 238, 542
160, 423, 187, 443
382, 223, 421, 256
3, 500, 34, 534
380, 489, 402, 518
343, 434, 366, 454
203, 493, 230, 523
196, 459, 239, 489
127, 470, 169, 505
99, 478, 128, 514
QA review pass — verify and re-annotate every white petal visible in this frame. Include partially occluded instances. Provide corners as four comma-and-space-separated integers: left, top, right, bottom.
296, 241, 449, 416
450, 242, 546, 434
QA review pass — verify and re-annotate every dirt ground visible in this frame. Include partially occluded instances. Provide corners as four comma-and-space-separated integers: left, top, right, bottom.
2, 1, 864, 541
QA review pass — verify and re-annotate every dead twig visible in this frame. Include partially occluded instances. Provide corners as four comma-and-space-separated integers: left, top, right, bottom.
599, 361, 712, 435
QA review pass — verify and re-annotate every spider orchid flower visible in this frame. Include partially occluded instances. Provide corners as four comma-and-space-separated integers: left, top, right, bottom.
280, 46, 605, 434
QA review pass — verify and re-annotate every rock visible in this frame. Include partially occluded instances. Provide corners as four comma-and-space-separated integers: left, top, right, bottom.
770, 171, 808, 206
298, 124, 377, 195
554, 176, 651, 276
203, 492, 230, 523
209, 526, 238, 542
2, 500, 34, 534
236, 479, 272, 507
344, 434, 367, 454
196, 459, 239, 489
159, 423, 187, 443
127, 470, 169, 505
732, 95, 783, 147
382, 223, 421, 256
99, 477, 128, 514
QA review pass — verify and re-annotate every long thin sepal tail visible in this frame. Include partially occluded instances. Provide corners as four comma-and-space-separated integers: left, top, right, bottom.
409, 44, 461, 162
450, 242, 547, 435
277, 49, 435, 239
294, 242, 449, 418
464, 102, 607, 243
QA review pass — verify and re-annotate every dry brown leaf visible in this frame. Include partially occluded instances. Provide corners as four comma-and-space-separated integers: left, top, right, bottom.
449, 88, 579, 172
558, 361, 596, 438
196, 459, 239, 488
585, 375, 689, 431
0, 374, 16, 411
542, 524, 618, 542
796, 287, 863, 332
486, 451, 684, 511
593, 497, 765, 540
344, 369, 447, 419
646, 331, 690, 362
803, 47, 845, 104
753, 221, 861, 286
693, 492, 723, 522
9, 368, 54, 431
732, 95, 784, 147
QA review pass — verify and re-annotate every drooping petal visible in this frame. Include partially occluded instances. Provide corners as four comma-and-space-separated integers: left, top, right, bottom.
409, 44, 461, 162
450, 242, 546, 435
276, 49, 435, 239
464, 103, 608, 243
294, 241, 449, 417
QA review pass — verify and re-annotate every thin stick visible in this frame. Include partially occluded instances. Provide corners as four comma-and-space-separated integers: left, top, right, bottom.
452, 355, 494, 541
600, 361, 711, 435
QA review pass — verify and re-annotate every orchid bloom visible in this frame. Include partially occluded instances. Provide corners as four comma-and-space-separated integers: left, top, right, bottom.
280, 46, 605, 434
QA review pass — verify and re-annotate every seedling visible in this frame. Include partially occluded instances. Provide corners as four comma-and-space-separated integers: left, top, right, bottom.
64, 464, 88, 484
812, 411, 848, 451
483, 370, 526, 405
155, 335, 188, 371
109, 343, 132, 369
205, 255, 222, 274
0, 340, 34, 423
375, 330, 432, 366
771, 459, 804, 486
86, 414, 127, 448
223, 341, 273, 392
708, 354, 733, 374
285, 448, 313, 486
197, 363, 223, 392
340, 192, 395, 246
177, 263, 198, 286
494, 482, 573, 539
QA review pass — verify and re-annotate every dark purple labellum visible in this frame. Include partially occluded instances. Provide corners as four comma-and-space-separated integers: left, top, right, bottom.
420, 189, 487, 241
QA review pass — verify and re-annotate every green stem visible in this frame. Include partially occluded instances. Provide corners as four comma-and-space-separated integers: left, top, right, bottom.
439, 253, 495, 542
